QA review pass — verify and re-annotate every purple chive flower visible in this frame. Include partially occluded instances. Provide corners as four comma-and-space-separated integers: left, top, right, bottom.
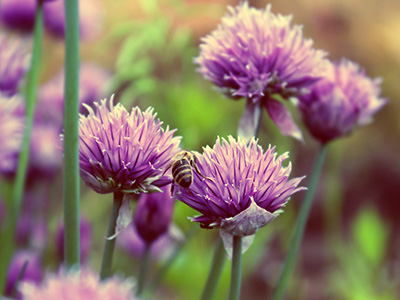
28, 121, 63, 177
0, 0, 36, 32
44, 0, 103, 40
79, 97, 181, 194
174, 136, 305, 237
134, 186, 175, 245
195, 3, 327, 139
0, 34, 30, 96
19, 268, 137, 300
5, 250, 43, 298
298, 59, 388, 144
0, 94, 25, 175
55, 217, 92, 264
37, 63, 111, 124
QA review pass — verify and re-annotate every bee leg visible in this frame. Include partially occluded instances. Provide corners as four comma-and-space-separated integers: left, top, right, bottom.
171, 182, 175, 195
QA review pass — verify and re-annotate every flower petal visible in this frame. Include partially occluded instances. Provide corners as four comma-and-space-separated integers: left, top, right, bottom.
219, 197, 278, 236
106, 194, 133, 240
265, 98, 303, 141
219, 230, 255, 258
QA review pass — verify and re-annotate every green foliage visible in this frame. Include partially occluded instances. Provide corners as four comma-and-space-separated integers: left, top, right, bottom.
352, 207, 388, 266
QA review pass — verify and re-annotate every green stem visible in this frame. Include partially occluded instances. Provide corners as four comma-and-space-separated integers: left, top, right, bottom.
62, 0, 80, 269
0, 2, 44, 293
136, 243, 152, 296
200, 237, 226, 300
100, 192, 123, 280
228, 235, 242, 300
272, 143, 328, 300
11, 260, 29, 298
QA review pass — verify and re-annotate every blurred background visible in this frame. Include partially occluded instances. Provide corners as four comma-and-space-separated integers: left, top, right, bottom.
1, 0, 399, 299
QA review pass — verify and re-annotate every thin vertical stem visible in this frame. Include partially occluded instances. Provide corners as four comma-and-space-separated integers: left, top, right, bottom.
10, 260, 29, 298
100, 192, 123, 280
63, 0, 80, 270
228, 235, 242, 300
136, 243, 152, 296
200, 237, 226, 300
0, 1, 44, 293
272, 143, 328, 300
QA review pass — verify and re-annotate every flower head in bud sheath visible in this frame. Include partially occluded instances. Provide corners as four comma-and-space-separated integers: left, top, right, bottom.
134, 186, 175, 245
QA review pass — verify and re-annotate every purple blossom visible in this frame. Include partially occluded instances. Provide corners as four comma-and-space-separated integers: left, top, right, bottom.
37, 63, 111, 124
0, 94, 25, 175
19, 268, 137, 300
298, 59, 388, 144
79, 97, 181, 194
29, 121, 63, 177
0, 0, 36, 32
174, 136, 305, 237
5, 250, 43, 298
195, 3, 327, 140
44, 0, 103, 40
0, 34, 30, 96
134, 186, 175, 245
55, 217, 92, 264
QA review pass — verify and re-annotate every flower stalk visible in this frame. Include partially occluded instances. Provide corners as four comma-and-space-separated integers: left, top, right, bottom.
272, 144, 328, 300
200, 237, 226, 300
136, 243, 152, 297
100, 192, 123, 280
228, 236, 242, 300
0, 1, 44, 293
63, 0, 80, 269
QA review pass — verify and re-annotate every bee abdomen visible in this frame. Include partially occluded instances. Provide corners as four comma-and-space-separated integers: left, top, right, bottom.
172, 160, 193, 188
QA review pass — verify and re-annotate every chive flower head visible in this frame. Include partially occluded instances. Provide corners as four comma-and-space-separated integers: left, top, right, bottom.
195, 2, 327, 102
19, 268, 137, 300
174, 136, 305, 237
298, 59, 388, 143
78, 97, 181, 194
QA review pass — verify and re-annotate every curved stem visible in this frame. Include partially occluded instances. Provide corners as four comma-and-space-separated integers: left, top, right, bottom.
62, 0, 81, 269
200, 237, 226, 300
272, 143, 328, 300
228, 235, 242, 300
136, 243, 152, 296
100, 192, 123, 280
0, 2, 44, 293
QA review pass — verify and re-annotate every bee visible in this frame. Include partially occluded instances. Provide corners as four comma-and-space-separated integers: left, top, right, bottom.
164, 150, 211, 194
